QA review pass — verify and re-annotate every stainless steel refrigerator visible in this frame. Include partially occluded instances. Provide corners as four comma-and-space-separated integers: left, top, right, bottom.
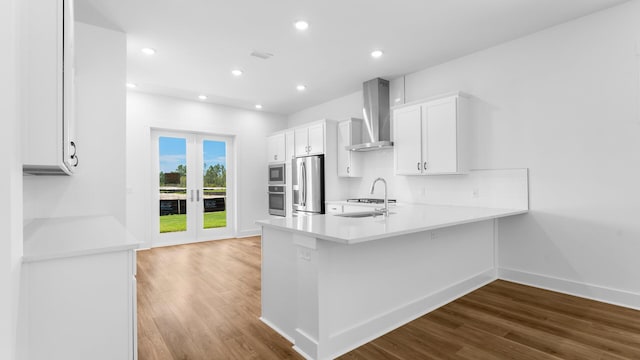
292, 155, 325, 214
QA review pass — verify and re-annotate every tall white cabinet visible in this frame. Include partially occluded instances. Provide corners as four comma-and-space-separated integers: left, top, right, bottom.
393, 93, 469, 175
337, 118, 363, 177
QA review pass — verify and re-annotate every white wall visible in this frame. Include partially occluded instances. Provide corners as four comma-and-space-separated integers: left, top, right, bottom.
288, 91, 363, 128
288, 1, 640, 307
126, 93, 288, 247
404, 1, 640, 305
0, 0, 23, 358
23, 22, 127, 225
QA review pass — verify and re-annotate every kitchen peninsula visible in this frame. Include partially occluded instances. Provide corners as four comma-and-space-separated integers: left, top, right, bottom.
257, 201, 527, 360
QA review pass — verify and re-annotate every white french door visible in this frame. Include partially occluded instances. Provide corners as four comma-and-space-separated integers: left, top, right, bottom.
151, 130, 234, 247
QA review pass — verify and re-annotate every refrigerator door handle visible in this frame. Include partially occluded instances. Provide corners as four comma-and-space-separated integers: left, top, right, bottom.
301, 161, 307, 207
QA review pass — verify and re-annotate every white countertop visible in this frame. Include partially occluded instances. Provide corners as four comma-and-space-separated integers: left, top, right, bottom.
23, 215, 141, 263
257, 204, 527, 244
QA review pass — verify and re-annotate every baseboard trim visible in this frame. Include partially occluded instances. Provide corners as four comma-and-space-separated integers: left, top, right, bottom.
292, 346, 314, 360
327, 268, 498, 359
498, 268, 640, 311
151, 234, 237, 248
259, 317, 295, 343
236, 229, 261, 238
294, 328, 319, 360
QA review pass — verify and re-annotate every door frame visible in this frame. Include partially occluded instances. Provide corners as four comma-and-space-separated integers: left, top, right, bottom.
150, 128, 236, 247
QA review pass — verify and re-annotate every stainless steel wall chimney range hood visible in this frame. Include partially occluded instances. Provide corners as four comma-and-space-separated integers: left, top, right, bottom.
347, 78, 393, 152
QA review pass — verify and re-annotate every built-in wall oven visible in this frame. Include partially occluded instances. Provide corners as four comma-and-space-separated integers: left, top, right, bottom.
268, 185, 286, 216
268, 163, 285, 185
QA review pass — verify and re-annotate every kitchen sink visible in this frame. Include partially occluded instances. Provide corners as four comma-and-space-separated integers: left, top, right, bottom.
334, 211, 387, 218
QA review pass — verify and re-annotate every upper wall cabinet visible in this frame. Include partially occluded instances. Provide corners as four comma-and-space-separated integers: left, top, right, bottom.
337, 118, 363, 177
294, 123, 325, 157
22, 0, 78, 175
393, 93, 469, 175
267, 133, 286, 163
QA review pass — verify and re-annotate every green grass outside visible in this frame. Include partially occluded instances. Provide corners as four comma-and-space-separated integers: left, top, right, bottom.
159, 211, 227, 233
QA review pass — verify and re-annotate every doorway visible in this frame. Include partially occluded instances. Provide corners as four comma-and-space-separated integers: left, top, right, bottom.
151, 130, 235, 247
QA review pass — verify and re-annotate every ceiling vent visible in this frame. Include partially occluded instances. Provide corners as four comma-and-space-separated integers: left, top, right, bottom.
250, 51, 274, 60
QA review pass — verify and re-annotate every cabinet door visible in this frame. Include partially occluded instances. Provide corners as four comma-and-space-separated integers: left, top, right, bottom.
285, 131, 295, 161
23, 0, 77, 175
337, 121, 351, 177
267, 133, 285, 163
326, 203, 343, 214
294, 128, 309, 157
343, 204, 374, 213
424, 97, 458, 174
285, 131, 294, 214
393, 104, 423, 175
307, 123, 325, 155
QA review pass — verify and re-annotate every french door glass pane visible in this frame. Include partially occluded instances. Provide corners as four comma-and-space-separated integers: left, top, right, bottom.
202, 140, 226, 229
159, 137, 187, 233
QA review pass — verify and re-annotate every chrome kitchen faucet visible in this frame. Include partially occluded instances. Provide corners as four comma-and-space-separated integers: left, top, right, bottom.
369, 177, 389, 217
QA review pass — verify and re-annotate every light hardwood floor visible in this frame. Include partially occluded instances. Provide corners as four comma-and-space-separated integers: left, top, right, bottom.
137, 236, 640, 360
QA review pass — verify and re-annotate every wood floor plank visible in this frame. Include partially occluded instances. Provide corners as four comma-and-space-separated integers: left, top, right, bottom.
138, 238, 640, 360
455, 295, 640, 359
463, 290, 640, 355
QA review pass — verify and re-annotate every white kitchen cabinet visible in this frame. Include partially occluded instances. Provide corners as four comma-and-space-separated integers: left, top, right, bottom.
285, 131, 295, 161
337, 118, 363, 177
295, 122, 325, 156
23, 216, 139, 360
22, 0, 78, 175
393, 93, 469, 175
285, 131, 294, 214
267, 133, 286, 163
393, 104, 423, 175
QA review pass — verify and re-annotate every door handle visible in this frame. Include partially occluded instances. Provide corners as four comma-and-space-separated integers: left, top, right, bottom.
301, 162, 307, 206
417, 162, 421, 171
197, 189, 200, 201
423, 162, 427, 170
347, 166, 350, 174
190, 190, 194, 202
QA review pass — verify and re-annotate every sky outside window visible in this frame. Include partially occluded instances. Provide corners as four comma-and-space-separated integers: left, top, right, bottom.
159, 137, 186, 173
203, 140, 226, 170
159, 137, 226, 173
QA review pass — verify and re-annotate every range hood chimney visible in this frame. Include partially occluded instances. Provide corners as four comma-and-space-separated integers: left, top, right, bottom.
347, 78, 393, 152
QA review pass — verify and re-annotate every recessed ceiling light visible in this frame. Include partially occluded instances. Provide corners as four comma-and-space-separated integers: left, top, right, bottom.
294, 20, 309, 31
126, 83, 137, 89
231, 69, 243, 77
255, 104, 263, 110
296, 84, 306, 91
371, 49, 384, 58
141, 47, 156, 55
198, 95, 207, 100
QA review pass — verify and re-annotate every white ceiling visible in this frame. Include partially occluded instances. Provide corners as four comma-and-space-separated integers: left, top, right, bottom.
78, 0, 627, 115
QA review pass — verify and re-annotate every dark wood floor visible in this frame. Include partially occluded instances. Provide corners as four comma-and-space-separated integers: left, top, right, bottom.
137, 237, 640, 360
